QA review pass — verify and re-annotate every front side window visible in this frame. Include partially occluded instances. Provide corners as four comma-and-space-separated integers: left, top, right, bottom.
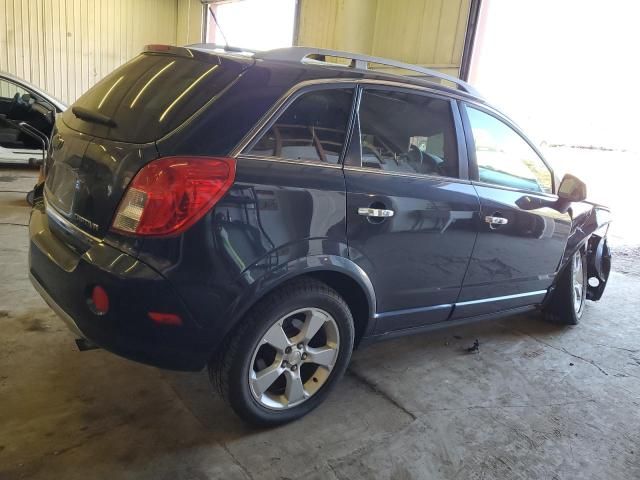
0, 78, 28, 104
0, 79, 33, 150
357, 89, 459, 178
247, 88, 354, 164
466, 105, 552, 193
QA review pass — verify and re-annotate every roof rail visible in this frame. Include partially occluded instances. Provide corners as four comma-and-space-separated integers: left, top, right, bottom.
254, 47, 481, 98
186, 43, 258, 55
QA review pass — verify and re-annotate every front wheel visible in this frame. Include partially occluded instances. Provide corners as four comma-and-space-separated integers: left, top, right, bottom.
210, 278, 354, 426
543, 249, 587, 325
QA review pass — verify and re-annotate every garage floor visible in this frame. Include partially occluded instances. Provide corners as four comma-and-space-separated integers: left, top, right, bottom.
1, 168, 639, 480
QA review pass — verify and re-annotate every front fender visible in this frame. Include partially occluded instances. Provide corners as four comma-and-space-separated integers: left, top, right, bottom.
222, 238, 377, 339
559, 202, 611, 300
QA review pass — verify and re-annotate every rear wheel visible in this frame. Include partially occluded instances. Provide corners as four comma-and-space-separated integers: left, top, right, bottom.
210, 278, 354, 426
543, 249, 587, 325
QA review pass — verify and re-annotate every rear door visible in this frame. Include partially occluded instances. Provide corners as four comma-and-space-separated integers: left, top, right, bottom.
230, 85, 356, 278
454, 103, 571, 318
345, 86, 480, 333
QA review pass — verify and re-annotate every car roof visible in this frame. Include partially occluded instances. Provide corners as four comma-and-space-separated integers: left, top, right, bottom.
182, 44, 486, 104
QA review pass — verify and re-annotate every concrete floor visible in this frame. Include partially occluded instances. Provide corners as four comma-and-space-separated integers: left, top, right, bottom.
1, 167, 639, 480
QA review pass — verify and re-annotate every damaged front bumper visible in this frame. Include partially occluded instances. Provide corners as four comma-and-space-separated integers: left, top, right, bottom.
586, 229, 611, 301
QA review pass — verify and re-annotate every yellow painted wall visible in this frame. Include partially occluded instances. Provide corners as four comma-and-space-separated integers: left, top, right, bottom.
177, 0, 205, 46
296, 0, 471, 77
0, 0, 204, 105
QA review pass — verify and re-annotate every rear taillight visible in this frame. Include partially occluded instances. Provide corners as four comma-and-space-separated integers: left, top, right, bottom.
111, 156, 235, 236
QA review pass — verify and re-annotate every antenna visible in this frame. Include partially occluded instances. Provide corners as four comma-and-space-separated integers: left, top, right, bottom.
207, 5, 229, 47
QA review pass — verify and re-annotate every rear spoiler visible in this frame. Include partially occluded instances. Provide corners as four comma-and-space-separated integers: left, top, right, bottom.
143, 44, 257, 64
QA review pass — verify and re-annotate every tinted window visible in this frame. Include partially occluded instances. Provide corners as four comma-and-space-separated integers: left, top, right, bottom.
247, 88, 354, 164
63, 53, 249, 143
358, 89, 458, 177
466, 106, 552, 193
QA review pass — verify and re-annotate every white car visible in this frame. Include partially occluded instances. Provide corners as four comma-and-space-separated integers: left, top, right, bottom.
0, 72, 66, 165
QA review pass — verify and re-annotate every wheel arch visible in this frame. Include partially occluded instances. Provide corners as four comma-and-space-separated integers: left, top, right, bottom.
223, 255, 377, 350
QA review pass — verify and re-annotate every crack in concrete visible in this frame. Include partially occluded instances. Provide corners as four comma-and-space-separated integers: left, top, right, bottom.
162, 375, 255, 480
323, 427, 411, 479
422, 399, 596, 414
594, 343, 640, 353
0, 222, 28, 227
511, 328, 609, 375
220, 442, 255, 480
348, 368, 417, 421
327, 461, 343, 480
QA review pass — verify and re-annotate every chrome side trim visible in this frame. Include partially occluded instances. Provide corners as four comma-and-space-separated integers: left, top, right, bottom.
237, 154, 343, 169
44, 194, 101, 244
471, 179, 559, 200
343, 165, 472, 184
373, 303, 452, 320
373, 290, 547, 321
29, 272, 85, 338
455, 290, 548, 307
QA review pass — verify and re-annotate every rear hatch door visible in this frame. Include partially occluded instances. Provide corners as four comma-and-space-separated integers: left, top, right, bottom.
44, 47, 252, 240
45, 123, 157, 238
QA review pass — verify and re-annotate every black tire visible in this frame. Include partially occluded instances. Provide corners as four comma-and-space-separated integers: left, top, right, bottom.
210, 278, 355, 427
543, 249, 587, 325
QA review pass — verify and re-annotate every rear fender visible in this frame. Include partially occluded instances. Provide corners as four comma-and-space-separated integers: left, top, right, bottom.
222, 239, 377, 341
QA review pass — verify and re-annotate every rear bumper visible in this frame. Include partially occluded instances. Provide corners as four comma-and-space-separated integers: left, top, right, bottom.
29, 271, 84, 338
28, 206, 211, 371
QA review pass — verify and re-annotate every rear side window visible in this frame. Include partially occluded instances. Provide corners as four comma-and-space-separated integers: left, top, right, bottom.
246, 88, 354, 164
62, 53, 248, 143
358, 89, 459, 178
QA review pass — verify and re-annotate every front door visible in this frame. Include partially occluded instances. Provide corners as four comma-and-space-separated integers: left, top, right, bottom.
454, 103, 571, 318
0, 76, 56, 164
345, 87, 480, 333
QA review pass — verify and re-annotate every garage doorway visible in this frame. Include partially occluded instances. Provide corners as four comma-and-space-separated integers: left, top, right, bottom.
204, 0, 297, 51
467, 0, 640, 246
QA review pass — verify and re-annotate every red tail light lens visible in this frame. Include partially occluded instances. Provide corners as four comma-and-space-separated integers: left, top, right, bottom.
111, 157, 235, 236
90, 285, 109, 315
148, 312, 183, 326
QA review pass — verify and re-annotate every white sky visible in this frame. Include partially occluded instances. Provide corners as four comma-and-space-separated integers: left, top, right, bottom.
469, 0, 640, 151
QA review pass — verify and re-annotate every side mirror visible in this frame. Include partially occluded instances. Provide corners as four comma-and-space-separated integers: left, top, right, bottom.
557, 174, 587, 202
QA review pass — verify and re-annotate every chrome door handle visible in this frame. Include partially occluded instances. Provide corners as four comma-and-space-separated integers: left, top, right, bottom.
358, 207, 395, 218
484, 215, 508, 225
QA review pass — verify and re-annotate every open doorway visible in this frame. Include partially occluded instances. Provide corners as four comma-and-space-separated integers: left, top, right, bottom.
204, 0, 297, 51
468, 0, 640, 250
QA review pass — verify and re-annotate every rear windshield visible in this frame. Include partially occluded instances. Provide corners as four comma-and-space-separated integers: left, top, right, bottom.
62, 52, 250, 143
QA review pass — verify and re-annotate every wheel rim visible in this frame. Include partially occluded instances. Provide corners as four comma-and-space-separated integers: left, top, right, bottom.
572, 251, 585, 314
249, 307, 340, 410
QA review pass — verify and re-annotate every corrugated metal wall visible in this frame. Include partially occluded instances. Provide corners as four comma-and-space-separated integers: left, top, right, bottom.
1, 0, 468, 103
296, 0, 471, 78
0, 0, 202, 105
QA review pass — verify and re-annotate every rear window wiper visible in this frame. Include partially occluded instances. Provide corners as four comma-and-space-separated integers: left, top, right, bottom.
71, 106, 116, 127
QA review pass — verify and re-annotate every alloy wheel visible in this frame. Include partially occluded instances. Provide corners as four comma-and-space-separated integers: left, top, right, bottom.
249, 307, 340, 410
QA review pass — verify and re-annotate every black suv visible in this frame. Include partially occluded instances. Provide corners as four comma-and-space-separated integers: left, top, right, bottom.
29, 45, 611, 425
